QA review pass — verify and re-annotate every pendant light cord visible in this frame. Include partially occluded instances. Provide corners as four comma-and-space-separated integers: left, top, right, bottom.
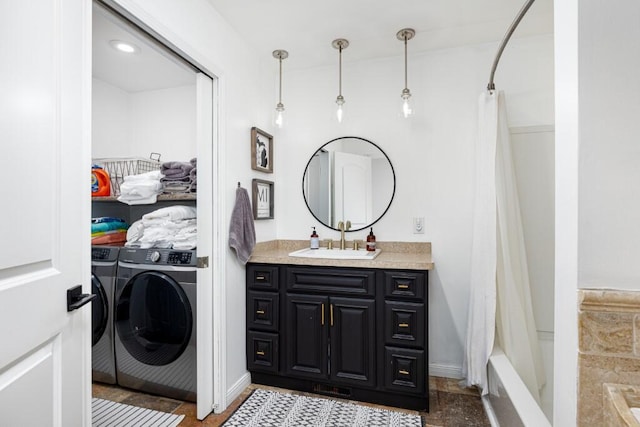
278, 56, 283, 104
403, 35, 408, 91
338, 44, 343, 97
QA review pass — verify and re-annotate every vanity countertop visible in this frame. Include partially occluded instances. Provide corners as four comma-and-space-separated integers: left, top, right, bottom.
248, 240, 433, 270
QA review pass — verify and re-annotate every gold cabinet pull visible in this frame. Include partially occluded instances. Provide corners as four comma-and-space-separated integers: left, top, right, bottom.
399, 322, 409, 328
256, 275, 265, 280
256, 351, 265, 356
256, 310, 265, 315
399, 369, 409, 375
321, 303, 325, 326
397, 284, 409, 289
330, 304, 334, 327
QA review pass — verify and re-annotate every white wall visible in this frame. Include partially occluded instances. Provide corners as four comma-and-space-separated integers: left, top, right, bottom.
578, 0, 640, 289
275, 35, 554, 376
92, 78, 130, 158
92, 77, 196, 161
130, 85, 197, 161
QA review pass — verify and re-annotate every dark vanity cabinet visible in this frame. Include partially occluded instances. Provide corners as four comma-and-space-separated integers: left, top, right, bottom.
246, 263, 429, 411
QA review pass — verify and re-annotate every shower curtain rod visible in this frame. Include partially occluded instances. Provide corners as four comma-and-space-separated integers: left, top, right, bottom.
487, 0, 536, 90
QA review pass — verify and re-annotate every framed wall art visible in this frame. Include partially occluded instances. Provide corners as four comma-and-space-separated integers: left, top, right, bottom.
251, 127, 273, 173
252, 179, 274, 220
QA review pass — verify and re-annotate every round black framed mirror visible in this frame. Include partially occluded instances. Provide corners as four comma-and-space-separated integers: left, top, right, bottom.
302, 136, 396, 232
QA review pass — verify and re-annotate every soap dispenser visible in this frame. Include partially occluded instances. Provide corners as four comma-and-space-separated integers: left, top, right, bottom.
310, 227, 320, 249
366, 227, 376, 252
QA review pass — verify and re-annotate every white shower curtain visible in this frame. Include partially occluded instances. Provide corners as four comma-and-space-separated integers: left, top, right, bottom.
462, 90, 545, 400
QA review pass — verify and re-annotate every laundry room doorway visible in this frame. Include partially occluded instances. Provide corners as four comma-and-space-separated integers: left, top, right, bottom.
91, 1, 219, 420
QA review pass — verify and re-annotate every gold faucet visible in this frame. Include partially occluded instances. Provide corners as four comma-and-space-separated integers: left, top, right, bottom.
337, 220, 351, 250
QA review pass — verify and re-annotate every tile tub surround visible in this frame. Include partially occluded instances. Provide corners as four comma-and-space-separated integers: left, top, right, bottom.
603, 383, 640, 427
578, 289, 640, 426
248, 240, 433, 270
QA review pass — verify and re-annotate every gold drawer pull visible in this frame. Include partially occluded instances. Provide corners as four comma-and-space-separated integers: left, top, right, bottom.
321, 303, 325, 326
399, 369, 410, 375
330, 304, 334, 327
256, 351, 265, 356
399, 322, 409, 328
397, 284, 409, 289
256, 275, 266, 280
256, 310, 265, 315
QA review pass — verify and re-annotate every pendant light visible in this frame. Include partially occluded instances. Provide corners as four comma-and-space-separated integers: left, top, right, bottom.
397, 28, 415, 118
332, 38, 349, 123
272, 49, 288, 128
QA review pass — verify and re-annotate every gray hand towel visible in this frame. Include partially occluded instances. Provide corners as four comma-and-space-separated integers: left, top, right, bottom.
228, 187, 256, 264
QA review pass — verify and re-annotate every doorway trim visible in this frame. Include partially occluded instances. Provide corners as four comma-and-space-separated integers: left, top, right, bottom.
95, 0, 226, 418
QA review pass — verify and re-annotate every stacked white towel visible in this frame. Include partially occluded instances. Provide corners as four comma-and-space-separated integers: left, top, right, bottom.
125, 205, 197, 249
117, 170, 164, 205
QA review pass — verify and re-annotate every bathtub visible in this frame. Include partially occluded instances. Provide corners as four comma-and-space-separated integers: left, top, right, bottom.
483, 347, 551, 427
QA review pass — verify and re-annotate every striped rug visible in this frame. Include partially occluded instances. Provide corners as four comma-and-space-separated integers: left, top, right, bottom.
222, 389, 423, 427
92, 398, 184, 427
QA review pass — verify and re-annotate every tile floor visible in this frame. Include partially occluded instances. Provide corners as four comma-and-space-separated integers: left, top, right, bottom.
92, 377, 490, 426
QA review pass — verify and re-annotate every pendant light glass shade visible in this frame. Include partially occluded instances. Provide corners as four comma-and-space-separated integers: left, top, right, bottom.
332, 39, 349, 123
397, 29, 415, 118
273, 50, 288, 128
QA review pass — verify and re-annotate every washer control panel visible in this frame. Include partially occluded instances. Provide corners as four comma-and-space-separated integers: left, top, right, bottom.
128, 249, 197, 266
167, 251, 193, 265
91, 246, 119, 262
119, 248, 196, 266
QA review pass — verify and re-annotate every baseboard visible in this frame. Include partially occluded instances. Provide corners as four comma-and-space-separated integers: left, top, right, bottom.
429, 363, 463, 379
481, 394, 500, 427
226, 372, 252, 406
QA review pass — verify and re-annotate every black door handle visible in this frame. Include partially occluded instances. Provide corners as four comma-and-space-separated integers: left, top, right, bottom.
67, 285, 97, 312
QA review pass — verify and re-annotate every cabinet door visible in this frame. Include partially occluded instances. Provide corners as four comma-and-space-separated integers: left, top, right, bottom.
330, 297, 376, 387
285, 294, 328, 379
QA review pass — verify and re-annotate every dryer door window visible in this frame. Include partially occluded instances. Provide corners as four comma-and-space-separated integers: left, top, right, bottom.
91, 274, 109, 346
115, 271, 193, 366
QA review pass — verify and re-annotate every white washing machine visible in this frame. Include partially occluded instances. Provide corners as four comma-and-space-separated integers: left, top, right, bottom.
91, 245, 120, 384
114, 248, 197, 402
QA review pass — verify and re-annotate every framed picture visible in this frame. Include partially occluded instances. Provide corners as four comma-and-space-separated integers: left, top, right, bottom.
251, 127, 273, 173
252, 179, 274, 220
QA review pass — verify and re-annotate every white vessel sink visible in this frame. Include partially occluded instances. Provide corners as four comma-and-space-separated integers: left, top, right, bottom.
288, 247, 381, 260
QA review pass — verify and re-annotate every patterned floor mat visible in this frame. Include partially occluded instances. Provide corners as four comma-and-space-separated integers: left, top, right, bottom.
222, 388, 423, 427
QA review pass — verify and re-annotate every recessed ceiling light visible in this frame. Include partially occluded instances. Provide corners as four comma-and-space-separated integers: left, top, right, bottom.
109, 40, 140, 54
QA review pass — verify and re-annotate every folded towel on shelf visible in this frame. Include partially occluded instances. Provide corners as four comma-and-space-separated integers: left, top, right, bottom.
142, 205, 197, 221
91, 220, 129, 235
91, 217, 126, 224
188, 168, 197, 193
125, 205, 197, 249
161, 161, 193, 181
91, 230, 127, 245
117, 170, 164, 205
228, 186, 255, 264
122, 170, 164, 181
162, 181, 191, 194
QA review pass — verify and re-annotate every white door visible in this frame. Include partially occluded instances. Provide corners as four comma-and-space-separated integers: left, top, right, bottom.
333, 151, 373, 229
195, 72, 216, 420
0, 0, 91, 426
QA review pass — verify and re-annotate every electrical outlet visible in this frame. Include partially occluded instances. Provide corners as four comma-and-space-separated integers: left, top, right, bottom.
413, 217, 425, 234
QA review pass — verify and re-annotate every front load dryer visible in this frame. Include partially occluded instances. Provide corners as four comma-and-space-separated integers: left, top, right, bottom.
91, 245, 120, 384
114, 247, 197, 402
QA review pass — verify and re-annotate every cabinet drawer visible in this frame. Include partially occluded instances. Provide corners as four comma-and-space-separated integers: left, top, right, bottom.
247, 331, 279, 373
384, 301, 425, 348
384, 347, 425, 394
383, 271, 426, 299
286, 267, 375, 296
247, 265, 279, 291
247, 291, 279, 332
